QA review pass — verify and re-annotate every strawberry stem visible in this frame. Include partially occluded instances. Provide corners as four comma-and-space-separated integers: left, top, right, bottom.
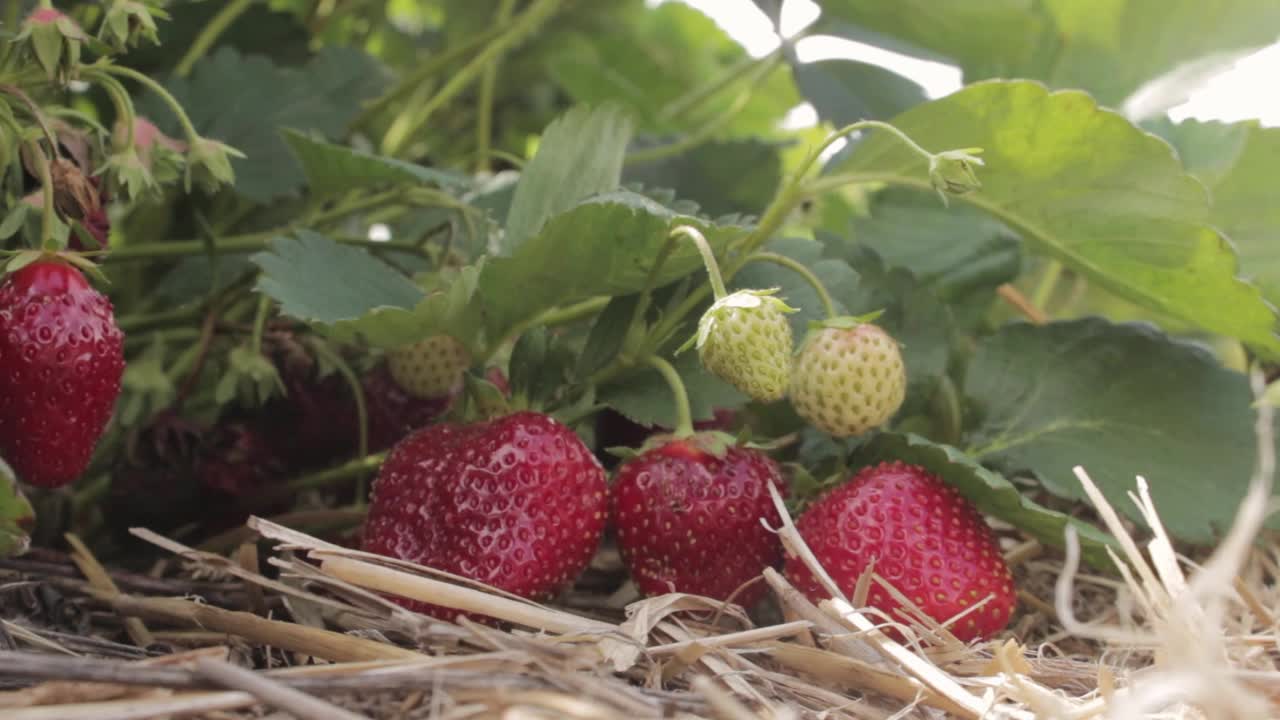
671, 224, 727, 301
645, 354, 694, 438
287, 451, 387, 493
475, 0, 517, 173
309, 340, 371, 506
173, 0, 254, 78
92, 73, 137, 151
741, 120, 947, 260
743, 251, 838, 319
90, 63, 202, 144
27, 140, 55, 251
249, 293, 271, 355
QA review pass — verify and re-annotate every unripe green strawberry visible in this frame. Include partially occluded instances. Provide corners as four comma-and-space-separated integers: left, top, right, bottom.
790, 320, 905, 438
692, 289, 795, 402
387, 334, 470, 400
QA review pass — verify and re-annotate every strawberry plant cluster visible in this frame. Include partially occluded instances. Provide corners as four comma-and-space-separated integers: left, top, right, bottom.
0, 0, 1274, 652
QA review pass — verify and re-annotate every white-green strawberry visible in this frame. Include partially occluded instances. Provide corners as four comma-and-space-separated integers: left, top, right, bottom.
790, 319, 905, 437
690, 288, 796, 403
387, 334, 471, 400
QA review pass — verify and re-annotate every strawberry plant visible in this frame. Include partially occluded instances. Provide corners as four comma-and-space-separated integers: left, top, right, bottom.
0, 1, 1278, 704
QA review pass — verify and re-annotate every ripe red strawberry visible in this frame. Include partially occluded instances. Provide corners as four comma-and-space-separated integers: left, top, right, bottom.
0, 261, 124, 488
362, 362, 452, 452
363, 411, 608, 616
611, 434, 786, 606
785, 462, 1015, 643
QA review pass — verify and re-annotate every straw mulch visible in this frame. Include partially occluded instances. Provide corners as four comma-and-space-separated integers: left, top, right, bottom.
0, 382, 1276, 719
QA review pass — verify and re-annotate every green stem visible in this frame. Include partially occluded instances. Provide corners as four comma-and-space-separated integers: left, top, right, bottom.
29, 141, 54, 251
671, 225, 727, 301
288, 452, 387, 492
310, 341, 370, 506
658, 47, 783, 122
92, 64, 201, 142
173, 0, 254, 78
626, 87, 754, 166
249, 293, 270, 355
0, 84, 60, 152
103, 234, 427, 262
1031, 259, 1064, 313
117, 305, 203, 333
92, 74, 137, 150
742, 251, 837, 319
381, 0, 563, 156
645, 355, 693, 438
475, 0, 517, 173
352, 23, 508, 130
740, 120, 938, 259
482, 296, 610, 365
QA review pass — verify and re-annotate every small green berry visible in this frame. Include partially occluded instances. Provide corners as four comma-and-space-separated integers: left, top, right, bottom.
790, 321, 906, 437
693, 289, 796, 403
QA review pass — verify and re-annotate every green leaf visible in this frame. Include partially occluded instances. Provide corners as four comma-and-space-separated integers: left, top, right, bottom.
578, 293, 639, 378
832, 81, 1280, 357
858, 432, 1116, 569
479, 190, 747, 340
281, 129, 467, 196
1166, 122, 1280, 308
1142, 117, 1251, 186
251, 231, 485, 350
141, 46, 390, 201
599, 352, 747, 429
548, 2, 798, 137
0, 458, 33, 558
624, 138, 784, 217
0, 204, 28, 240
791, 58, 927, 124
731, 236, 859, 338
817, 0, 1280, 108
963, 318, 1268, 543
847, 188, 1023, 329
503, 105, 633, 254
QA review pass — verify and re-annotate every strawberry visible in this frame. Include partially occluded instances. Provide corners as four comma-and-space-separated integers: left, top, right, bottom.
196, 422, 288, 532
107, 412, 202, 534
785, 462, 1015, 643
256, 336, 357, 469
387, 334, 471, 400
693, 289, 795, 403
790, 321, 906, 438
362, 362, 453, 451
363, 411, 608, 615
611, 434, 786, 605
0, 261, 124, 488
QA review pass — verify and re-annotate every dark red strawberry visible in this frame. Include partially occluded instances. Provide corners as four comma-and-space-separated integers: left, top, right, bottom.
785, 462, 1016, 643
256, 336, 357, 469
610, 434, 786, 606
196, 422, 288, 532
362, 362, 452, 452
0, 261, 124, 488
106, 412, 202, 533
363, 411, 608, 617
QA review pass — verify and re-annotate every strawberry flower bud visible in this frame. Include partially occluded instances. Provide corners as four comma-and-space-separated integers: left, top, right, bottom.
928, 147, 984, 202
101, 0, 167, 50
185, 137, 245, 193
17, 8, 90, 82
100, 146, 157, 200
692, 288, 796, 403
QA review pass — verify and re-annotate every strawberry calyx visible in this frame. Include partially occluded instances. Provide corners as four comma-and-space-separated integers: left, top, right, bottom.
631, 429, 739, 460
3, 249, 105, 284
